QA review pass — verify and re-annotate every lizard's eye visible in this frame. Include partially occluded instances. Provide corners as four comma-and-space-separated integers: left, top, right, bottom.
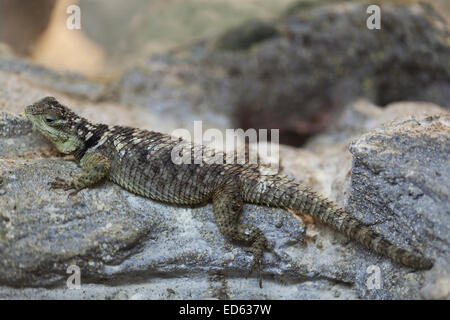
44, 114, 58, 124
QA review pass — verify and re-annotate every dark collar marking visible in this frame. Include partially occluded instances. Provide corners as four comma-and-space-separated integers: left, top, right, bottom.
74, 124, 108, 160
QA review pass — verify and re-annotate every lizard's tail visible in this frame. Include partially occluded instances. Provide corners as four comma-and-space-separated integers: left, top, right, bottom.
242, 176, 433, 270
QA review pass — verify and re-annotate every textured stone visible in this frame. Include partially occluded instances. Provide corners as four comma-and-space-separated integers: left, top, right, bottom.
347, 114, 450, 299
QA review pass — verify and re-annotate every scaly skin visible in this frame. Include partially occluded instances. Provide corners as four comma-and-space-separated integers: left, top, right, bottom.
25, 97, 433, 287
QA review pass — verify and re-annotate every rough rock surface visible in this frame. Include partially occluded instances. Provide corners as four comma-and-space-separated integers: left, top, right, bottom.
347, 114, 449, 299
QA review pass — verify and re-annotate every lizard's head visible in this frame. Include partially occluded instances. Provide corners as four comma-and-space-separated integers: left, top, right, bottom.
25, 96, 84, 154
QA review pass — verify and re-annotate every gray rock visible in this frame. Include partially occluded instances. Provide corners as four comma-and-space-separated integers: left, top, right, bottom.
0, 58, 107, 101
214, 19, 279, 51
0, 113, 32, 138
348, 114, 450, 299
109, 59, 235, 131
308, 99, 447, 148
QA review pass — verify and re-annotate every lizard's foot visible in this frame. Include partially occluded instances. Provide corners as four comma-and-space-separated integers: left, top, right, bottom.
49, 178, 83, 197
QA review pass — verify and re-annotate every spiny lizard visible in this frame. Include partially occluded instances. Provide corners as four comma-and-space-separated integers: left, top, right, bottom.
25, 97, 433, 287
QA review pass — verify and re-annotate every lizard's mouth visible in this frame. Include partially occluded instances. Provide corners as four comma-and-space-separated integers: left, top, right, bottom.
24, 108, 36, 126
24, 108, 40, 129
24, 106, 42, 127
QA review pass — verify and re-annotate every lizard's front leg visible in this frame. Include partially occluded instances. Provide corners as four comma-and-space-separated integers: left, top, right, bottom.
212, 181, 271, 288
49, 152, 110, 196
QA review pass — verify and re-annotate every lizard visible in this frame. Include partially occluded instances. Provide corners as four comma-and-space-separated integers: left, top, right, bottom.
25, 96, 433, 288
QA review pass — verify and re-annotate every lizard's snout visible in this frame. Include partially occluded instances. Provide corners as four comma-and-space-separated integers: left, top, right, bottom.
25, 104, 32, 114
24, 105, 39, 122
25, 104, 37, 117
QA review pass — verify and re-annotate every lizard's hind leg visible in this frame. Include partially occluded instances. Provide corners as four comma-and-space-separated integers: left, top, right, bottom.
212, 181, 269, 288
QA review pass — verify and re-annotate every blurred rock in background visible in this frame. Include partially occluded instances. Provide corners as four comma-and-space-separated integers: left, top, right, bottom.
108, 1, 450, 146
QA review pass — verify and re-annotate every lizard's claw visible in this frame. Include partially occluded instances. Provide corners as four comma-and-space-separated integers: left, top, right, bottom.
68, 188, 84, 197
244, 247, 264, 288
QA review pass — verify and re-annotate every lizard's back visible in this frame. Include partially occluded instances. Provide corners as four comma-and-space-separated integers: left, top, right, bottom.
92, 125, 245, 205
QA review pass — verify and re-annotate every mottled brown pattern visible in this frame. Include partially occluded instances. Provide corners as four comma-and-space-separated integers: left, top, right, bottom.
25, 97, 433, 287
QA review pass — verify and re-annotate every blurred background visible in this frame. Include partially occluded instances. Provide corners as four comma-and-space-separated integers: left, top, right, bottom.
1, 0, 449, 74
0, 0, 449, 145
0, 0, 305, 75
